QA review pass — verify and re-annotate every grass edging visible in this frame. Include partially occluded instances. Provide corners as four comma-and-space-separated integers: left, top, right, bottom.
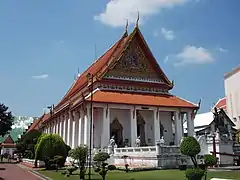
29, 170, 52, 180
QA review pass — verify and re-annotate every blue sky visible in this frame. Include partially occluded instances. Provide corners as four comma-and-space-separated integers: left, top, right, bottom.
0, 0, 239, 117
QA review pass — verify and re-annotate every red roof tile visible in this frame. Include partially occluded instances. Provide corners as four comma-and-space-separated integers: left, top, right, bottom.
27, 114, 45, 132
87, 90, 198, 108
3, 135, 14, 144
214, 97, 227, 111
55, 34, 129, 110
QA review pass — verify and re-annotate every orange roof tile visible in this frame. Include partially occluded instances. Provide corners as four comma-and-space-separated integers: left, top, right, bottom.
87, 90, 198, 108
27, 114, 44, 132
55, 34, 129, 110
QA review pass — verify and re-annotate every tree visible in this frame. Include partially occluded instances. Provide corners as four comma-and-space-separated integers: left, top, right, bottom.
203, 154, 217, 180
68, 145, 88, 180
0, 103, 14, 136
35, 134, 67, 169
93, 152, 116, 180
21, 130, 42, 158
180, 136, 201, 168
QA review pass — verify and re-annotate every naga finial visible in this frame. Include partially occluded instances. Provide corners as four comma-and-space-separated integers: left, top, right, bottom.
136, 11, 140, 28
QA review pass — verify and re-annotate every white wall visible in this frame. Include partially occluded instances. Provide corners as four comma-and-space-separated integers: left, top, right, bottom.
224, 68, 240, 128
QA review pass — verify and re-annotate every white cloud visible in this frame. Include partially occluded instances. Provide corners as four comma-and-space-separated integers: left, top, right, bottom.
173, 45, 214, 66
161, 28, 175, 40
218, 47, 228, 53
94, 0, 189, 27
164, 56, 169, 63
32, 74, 49, 80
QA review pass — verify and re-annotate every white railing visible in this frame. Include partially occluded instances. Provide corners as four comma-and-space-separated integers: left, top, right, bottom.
159, 146, 180, 154
114, 146, 156, 155
22, 158, 45, 167
114, 145, 180, 156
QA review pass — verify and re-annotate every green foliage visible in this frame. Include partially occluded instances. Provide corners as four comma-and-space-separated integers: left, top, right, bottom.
66, 166, 78, 175
93, 152, 110, 162
204, 154, 217, 167
185, 168, 205, 180
108, 165, 116, 171
68, 145, 88, 180
20, 130, 42, 159
180, 136, 201, 167
93, 152, 114, 180
23, 129, 42, 144
35, 134, 67, 169
0, 103, 14, 136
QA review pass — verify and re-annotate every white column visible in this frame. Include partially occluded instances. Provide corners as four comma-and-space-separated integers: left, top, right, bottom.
154, 109, 161, 143
78, 109, 83, 145
67, 112, 73, 146
174, 111, 183, 145
72, 112, 76, 148
187, 111, 194, 137
130, 107, 137, 147
53, 121, 56, 134
64, 114, 68, 144
55, 120, 58, 134
59, 117, 62, 138
84, 107, 90, 146
74, 111, 80, 148
101, 106, 110, 149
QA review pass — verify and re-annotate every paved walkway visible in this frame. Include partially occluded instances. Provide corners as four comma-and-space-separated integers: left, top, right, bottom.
0, 163, 41, 180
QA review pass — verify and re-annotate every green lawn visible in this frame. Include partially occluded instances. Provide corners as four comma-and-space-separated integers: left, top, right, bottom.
38, 169, 240, 180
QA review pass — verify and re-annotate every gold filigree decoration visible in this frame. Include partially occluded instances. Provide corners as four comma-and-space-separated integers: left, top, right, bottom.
106, 37, 160, 80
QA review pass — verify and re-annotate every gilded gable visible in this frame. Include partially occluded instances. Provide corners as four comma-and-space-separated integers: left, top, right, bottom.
104, 37, 164, 83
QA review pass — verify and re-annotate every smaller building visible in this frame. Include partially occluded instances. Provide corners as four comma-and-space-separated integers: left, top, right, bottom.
0, 134, 16, 158
224, 65, 240, 128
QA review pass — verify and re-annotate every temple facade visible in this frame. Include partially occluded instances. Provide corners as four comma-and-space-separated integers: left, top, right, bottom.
30, 26, 199, 152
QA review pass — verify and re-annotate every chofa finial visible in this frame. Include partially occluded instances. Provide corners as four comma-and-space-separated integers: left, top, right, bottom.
125, 19, 128, 33
136, 11, 140, 28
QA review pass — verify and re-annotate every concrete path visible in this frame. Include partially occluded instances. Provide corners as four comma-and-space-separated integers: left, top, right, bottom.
0, 163, 41, 180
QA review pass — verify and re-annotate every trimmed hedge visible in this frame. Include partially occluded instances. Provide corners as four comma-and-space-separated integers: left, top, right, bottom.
185, 168, 205, 180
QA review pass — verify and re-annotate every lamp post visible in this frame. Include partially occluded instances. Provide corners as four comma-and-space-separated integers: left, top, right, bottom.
86, 73, 93, 180
211, 131, 216, 158
47, 104, 54, 134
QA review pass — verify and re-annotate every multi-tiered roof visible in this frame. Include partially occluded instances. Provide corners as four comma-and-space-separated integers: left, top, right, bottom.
29, 25, 199, 130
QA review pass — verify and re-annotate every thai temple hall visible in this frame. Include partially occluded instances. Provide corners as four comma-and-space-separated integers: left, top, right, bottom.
27, 21, 203, 168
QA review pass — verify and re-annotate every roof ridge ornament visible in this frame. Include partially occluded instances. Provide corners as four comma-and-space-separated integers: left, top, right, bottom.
136, 11, 140, 28
125, 19, 128, 34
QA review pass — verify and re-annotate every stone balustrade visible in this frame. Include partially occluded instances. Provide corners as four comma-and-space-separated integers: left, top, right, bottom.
113, 145, 180, 156
22, 158, 45, 167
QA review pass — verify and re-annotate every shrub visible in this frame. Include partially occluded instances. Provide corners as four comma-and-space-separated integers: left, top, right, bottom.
35, 134, 67, 170
66, 166, 78, 175
203, 154, 217, 180
204, 154, 217, 167
93, 152, 114, 180
68, 145, 88, 180
180, 136, 200, 168
185, 168, 205, 180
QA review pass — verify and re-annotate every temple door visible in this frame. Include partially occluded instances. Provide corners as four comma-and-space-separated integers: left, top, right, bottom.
137, 111, 146, 146
110, 118, 123, 147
